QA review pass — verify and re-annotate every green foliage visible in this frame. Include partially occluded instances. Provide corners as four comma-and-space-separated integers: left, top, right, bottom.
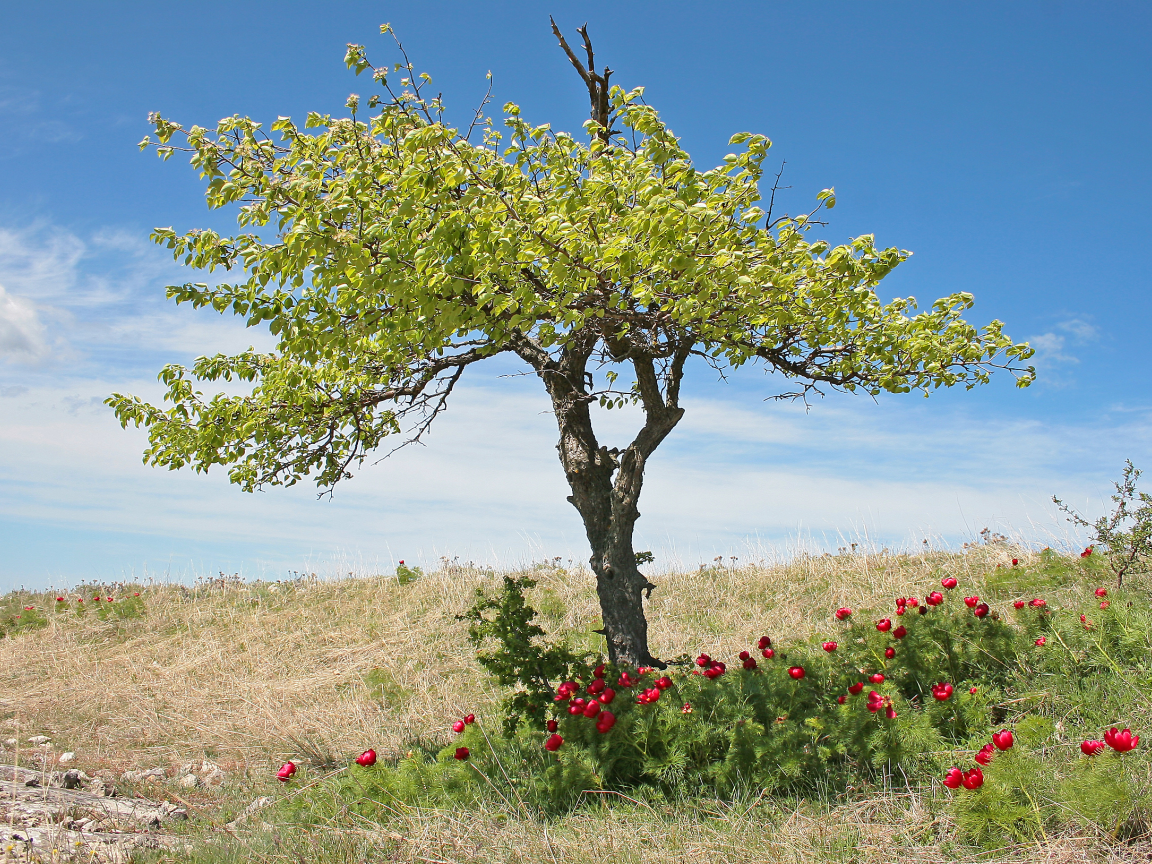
394, 561, 422, 584
107, 30, 1033, 495
458, 575, 594, 733
1056, 461, 1152, 587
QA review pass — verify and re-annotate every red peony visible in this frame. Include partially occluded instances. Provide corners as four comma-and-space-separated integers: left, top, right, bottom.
884, 647, 895, 659
1095, 587, 1108, 598
926, 591, 943, 606
355, 749, 377, 767
1081, 739, 1105, 756
546, 719, 558, 733
974, 603, 990, 618
464, 714, 475, 724
454, 747, 470, 761
876, 618, 892, 633
544, 734, 564, 752
276, 761, 297, 781
943, 767, 963, 789
762, 648, 774, 659
787, 666, 805, 680
452, 721, 465, 734
1013, 600, 1026, 609
834, 608, 852, 621
1104, 727, 1139, 753
757, 635, 772, 649
941, 576, 958, 589
962, 767, 984, 789
822, 641, 837, 653
964, 596, 979, 608
992, 730, 1013, 751
848, 682, 864, 695
869, 673, 885, 684
598, 687, 616, 705
892, 625, 907, 639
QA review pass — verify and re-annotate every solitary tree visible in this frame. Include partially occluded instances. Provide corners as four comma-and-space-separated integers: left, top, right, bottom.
110, 23, 1034, 668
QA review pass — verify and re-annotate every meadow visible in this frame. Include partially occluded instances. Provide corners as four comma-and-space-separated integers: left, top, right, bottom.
2, 543, 1149, 863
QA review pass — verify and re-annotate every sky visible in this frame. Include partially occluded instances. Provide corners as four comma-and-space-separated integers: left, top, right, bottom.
0, 1, 1149, 590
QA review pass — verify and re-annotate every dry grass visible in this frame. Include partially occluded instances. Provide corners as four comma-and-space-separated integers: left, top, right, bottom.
3, 545, 1145, 863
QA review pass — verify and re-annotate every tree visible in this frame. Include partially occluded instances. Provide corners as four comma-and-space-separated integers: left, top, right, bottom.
109, 22, 1035, 668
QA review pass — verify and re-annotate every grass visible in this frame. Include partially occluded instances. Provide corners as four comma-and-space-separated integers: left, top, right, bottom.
2, 544, 1149, 862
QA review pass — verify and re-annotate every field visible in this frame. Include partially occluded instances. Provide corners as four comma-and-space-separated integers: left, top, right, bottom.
2, 545, 1149, 863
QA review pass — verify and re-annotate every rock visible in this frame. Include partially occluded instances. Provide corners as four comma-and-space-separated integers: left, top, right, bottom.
27, 735, 50, 745
177, 773, 199, 789
59, 751, 75, 763
24, 777, 41, 787
122, 766, 166, 783
63, 769, 82, 789
157, 801, 188, 821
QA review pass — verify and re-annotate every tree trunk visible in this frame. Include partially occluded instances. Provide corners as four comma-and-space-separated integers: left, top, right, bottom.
547, 381, 683, 668
513, 333, 687, 668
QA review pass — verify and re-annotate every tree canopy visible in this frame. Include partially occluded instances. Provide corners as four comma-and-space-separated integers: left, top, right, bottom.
109, 23, 1034, 665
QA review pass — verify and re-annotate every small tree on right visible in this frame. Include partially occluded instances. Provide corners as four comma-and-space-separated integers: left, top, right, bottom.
1056, 461, 1152, 587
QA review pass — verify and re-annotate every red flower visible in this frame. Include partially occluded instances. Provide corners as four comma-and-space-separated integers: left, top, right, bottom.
1081, 546, 1094, 558
454, 747, 470, 761
1035, 637, 1046, 646
837, 695, 846, 704
895, 606, 906, 616
739, 650, 750, 661
822, 641, 837, 653
884, 647, 895, 659
598, 687, 616, 705
848, 682, 864, 695
355, 749, 377, 767
463, 714, 475, 725
975, 744, 995, 766
907, 597, 919, 608
558, 681, 579, 698
587, 679, 605, 695
544, 734, 564, 752
742, 657, 758, 670
992, 730, 1014, 751
618, 672, 636, 688
762, 648, 774, 659
1101, 600, 1110, 609
931, 682, 953, 701
1104, 727, 1139, 753
1081, 614, 1092, 628
964, 596, 979, 608
788, 666, 806, 680
546, 719, 558, 733
926, 592, 943, 606
757, 636, 772, 649
637, 666, 654, 675
695, 654, 711, 667
595, 710, 616, 733
583, 700, 601, 718
835, 607, 852, 621
1081, 739, 1105, 756
568, 702, 584, 716
1013, 600, 1026, 609
56, 597, 64, 602
876, 619, 892, 633
869, 673, 885, 684
452, 721, 465, 734
1029, 598, 1046, 608
941, 577, 958, 589
24, 606, 33, 611
1011, 558, 1018, 566
974, 603, 989, 618
961, 767, 984, 789
885, 706, 897, 719
943, 767, 963, 789
970, 686, 978, 695
892, 625, 907, 639
593, 663, 606, 678
1095, 587, 1108, 598
276, 762, 296, 781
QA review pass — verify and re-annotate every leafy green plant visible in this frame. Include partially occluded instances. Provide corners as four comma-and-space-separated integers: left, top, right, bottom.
458, 575, 594, 733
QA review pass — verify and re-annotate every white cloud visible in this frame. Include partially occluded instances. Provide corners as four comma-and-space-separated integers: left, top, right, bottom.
0, 285, 48, 357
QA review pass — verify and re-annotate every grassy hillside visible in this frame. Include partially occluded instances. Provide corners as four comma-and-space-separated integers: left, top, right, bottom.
2, 545, 1148, 862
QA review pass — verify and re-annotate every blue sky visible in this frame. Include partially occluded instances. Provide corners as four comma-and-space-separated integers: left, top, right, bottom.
1, 1, 1149, 590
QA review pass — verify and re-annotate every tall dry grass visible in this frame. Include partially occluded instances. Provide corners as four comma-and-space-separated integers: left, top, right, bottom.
3, 545, 1030, 774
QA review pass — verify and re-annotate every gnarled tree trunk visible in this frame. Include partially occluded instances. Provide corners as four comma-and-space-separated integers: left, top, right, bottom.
515, 333, 688, 667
